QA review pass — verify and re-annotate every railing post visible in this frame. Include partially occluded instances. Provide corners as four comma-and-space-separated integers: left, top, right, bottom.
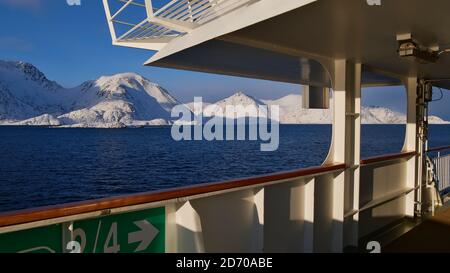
175, 201, 205, 253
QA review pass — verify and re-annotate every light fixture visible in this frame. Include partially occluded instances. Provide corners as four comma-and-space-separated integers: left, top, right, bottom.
397, 34, 439, 64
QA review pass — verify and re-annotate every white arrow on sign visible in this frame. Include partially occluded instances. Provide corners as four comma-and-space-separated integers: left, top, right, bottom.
128, 220, 159, 252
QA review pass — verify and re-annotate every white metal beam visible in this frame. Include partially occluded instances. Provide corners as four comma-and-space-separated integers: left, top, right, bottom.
145, 0, 154, 17
111, 0, 134, 20
149, 16, 194, 33
103, 0, 118, 41
146, 0, 317, 64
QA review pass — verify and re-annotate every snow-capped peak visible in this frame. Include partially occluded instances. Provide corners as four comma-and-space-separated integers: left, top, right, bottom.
195, 93, 449, 125
0, 61, 448, 127
95, 72, 154, 89
0, 60, 61, 91
61, 72, 187, 126
89, 72, 179, 106
215, 91, 265, 107
361, 106, 405, 124
202, 91, 271, 120
95, 73, 159, 88
0, 61, 191, 127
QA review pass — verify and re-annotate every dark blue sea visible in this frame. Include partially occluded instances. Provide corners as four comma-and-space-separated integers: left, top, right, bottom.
0, 125, 449, 213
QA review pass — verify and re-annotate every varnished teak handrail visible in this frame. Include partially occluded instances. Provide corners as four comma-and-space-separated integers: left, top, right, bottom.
427, 146, 450, 153
0, 163, 345, 228
0, 150, 420, 228
360, 151, 416, 166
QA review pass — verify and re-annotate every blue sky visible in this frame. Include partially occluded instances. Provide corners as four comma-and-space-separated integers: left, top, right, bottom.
0, 0, 449, 119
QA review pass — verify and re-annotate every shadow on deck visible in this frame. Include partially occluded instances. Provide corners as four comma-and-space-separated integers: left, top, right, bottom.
348, 199, 450, 253
383, 204, 450, 252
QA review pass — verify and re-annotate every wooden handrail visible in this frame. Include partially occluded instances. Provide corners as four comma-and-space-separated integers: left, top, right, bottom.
427, 146, 450, 153
0, 150, 421, 228
0, 163, 346, 228
360, 151, 416, 166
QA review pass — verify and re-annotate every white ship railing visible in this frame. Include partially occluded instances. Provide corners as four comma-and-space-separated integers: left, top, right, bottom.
429, 146, 450, 193
0, 151, 417, 253
103, 0, 253, 49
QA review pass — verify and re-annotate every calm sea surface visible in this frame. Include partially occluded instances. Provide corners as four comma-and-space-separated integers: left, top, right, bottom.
0, 125, 449, 212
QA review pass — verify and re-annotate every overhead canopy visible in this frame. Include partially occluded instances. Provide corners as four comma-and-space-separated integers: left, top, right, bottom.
145, 0, 450, 89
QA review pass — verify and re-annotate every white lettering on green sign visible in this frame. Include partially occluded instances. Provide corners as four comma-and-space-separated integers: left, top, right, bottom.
0, 207, 165, 253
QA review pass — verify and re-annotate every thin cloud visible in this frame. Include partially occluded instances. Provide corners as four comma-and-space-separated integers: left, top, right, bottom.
0, 0, 42, 12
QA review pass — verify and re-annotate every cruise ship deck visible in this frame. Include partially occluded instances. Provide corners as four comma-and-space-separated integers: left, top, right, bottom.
1, 0, 450, 253
384, 202, 450, 252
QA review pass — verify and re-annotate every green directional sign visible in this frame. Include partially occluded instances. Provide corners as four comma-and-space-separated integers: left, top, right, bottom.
71, 207, 165, 253
0, 207, 165, 253
0, 224, 62, 253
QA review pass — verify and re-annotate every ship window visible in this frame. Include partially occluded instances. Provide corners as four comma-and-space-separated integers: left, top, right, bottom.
0, 77, 334, 213
361, 86, 406, 158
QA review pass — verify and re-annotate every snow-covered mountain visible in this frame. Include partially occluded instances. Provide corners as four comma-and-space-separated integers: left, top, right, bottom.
0, 61, 67, 121
57, 73, 183, 127
192, 93, 449, 125
203, 91, 269, 119
0, 61, 189, 127
361, 106, 406, 124
0, 60, 448, 127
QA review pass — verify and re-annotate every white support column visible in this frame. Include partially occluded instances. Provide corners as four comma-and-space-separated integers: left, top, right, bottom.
330, 60, 346, 252
404, 77, 418, 217
344, 62, 362, 248
303, 178, 315, 252
327, 59, 347, 164
165, 203, 178, 253
324, 59, 361, 252
404, 77, 418, 152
